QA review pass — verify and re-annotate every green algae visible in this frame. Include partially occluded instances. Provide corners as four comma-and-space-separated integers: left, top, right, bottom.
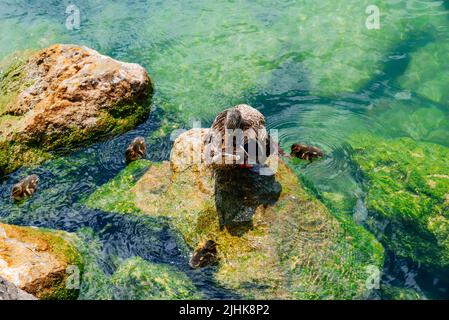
111, 257, 201, 300
0, 140, 51, 178
85, 156, 384, 299
398, 41, 449, 107
146, 0, 449, 119
50, 0, 445, 123
1, 0, 447, 300
0, 51, 51, 176
351, 135, 449, 273
84, 160, 152, 214
262, 0, 448, 97
74, 228, 200, 300
373, 101, 449, 147
2, 1, 448, 124
26, 229, 84, 300
74, 228, 114, 300
380, 284, 424, 300
0, 50, 34, 115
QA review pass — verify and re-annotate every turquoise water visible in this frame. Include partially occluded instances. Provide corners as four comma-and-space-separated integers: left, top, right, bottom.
0, 0, 448, 299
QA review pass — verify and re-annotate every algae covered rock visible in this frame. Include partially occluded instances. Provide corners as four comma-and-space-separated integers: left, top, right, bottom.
0, 223, 84, 299
111, 257, 201, 300
380, 284, 423, 300
87, 129, 384, 299
351, 135, 449, 274
398, 42, 449, 107
0, 44, 153, 177
373, 101, 449, 147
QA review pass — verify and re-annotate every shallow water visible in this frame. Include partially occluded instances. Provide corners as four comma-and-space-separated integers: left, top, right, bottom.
0, 0, 448, 299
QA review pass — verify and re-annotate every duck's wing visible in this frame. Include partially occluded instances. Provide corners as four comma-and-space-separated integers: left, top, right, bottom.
235, 104, 266, 131
211, 110, 228, 135
203, 110, 228, 145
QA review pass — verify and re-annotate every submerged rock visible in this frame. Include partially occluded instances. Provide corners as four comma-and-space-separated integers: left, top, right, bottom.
380, 284, 424, 300
0, 223, 84, 299
111, 257, 201, 300
0, 44, 153, 177
0, 276, 37, 300
87, 128, 384, 299
351, 135, 449, 277
398, 42, 449, 108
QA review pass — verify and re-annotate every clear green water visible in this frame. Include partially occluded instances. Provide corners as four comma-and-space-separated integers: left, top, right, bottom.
0, 0, 448, 299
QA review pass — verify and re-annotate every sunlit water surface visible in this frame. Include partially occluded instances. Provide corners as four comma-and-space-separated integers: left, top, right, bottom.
0, 0, 448, 299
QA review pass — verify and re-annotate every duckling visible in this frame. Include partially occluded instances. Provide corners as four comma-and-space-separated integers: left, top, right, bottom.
11, 174, 39, 201
125, 137, 146, 163
291, 143, 324, 161
189, 240, 219, 269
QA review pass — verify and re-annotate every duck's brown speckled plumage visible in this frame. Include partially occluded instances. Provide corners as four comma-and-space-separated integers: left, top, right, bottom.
291, 143, 324, 161
205, 104, 272, 167
189, 240, 219, 269
11, 175, 39, 201
125, 137, 147, 163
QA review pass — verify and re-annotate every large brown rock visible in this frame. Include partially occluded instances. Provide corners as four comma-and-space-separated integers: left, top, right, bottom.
0, 223, 83, 300
0, 44, 153, 176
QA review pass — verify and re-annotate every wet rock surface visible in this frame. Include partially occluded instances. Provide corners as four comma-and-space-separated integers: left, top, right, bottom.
87, 128, 384, 299
0, 223, 83, 299
0, 44, 153, 177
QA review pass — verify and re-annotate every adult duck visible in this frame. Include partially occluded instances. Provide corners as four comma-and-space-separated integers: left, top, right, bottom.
204, 104, 288, 168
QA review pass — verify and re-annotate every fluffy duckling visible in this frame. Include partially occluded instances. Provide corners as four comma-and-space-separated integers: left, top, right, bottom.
189, 240, 219, 269
11, 174, 39, 201
291, 143, 324, 161
125, 137, 147, 163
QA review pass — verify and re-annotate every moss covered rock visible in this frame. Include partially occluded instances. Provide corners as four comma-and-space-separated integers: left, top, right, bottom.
110, 257, 200, 300
380, 284, 423, 300
0, 44, 153, 177
351, 135, 449, 274
398, 42, 449, 107
0, 223, 84, 300
86, 129, 384, 299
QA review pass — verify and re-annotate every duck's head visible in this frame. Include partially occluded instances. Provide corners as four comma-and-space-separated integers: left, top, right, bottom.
291, 143, 307, 153
11, 185, 23, 201
133, 137, 146, 149
225, 109, 242, 130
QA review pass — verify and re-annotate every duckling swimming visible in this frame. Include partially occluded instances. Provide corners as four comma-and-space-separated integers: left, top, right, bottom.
11, 174, 39, 201
189, 240, 219, 269
125, 137, 146, 163
291, 143, 324, 161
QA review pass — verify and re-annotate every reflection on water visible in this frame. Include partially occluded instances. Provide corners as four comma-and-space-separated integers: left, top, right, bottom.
1, 0, 449, 299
